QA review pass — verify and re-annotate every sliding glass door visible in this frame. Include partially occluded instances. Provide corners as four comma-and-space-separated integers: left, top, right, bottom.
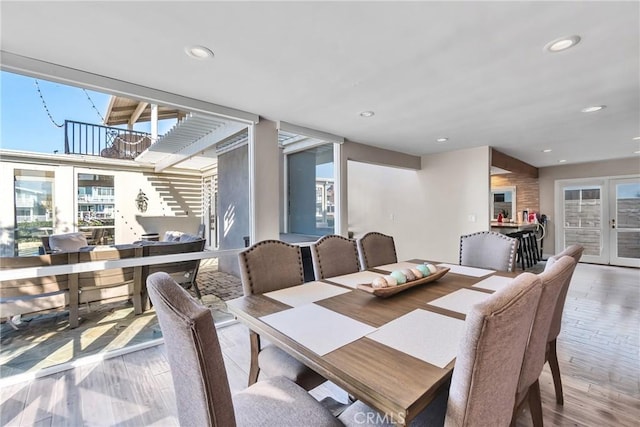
286, 143, 335, 237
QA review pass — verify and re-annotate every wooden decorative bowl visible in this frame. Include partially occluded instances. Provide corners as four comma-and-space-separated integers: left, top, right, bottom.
357, 266, 450, 298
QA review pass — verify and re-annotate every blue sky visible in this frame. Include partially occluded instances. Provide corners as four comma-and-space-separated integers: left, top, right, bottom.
0, 71, 173, 153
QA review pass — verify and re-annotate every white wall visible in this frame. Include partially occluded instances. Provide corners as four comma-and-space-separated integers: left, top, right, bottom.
115, 169, 201, 242
348, 146, 491, 263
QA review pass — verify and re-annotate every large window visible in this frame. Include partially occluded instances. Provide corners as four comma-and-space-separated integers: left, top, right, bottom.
77, 173, 115, 245
14, 169, 55, 256
287, 143, 335, 236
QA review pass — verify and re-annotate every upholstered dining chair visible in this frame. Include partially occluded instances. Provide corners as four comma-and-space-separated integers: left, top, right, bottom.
459, 231, 518, 272
543, 244, 584, 405
310, 234, 360, 279
238, 240, 325, 390
147, 272, 341, 427
356, 232, 398, 270
339, 272, 543, 427
511, 256, 577, 426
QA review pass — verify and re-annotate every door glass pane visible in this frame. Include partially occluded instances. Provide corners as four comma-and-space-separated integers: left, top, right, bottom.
564, 186, 602, 256
617, 232, 640, 259
14, 170, 55, 256
616, 182, 640, 229
77, 173, 115, 245
616, 182, 640, 259
288, 143, 334, 236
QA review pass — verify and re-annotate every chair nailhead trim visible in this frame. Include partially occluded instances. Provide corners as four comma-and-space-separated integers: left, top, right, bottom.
240, 240, 304, 294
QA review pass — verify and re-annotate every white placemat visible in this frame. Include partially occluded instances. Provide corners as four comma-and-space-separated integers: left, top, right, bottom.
471, 275, 513, 292
325, 271, 385, 289
436, 263, 495, 277
427, 288, 492, 315
264, 281, 351, 307
260, 304, 376, 355
375, 261, 424, 272
366, 309, 466, 368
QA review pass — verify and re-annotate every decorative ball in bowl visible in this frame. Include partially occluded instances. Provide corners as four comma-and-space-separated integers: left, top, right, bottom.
357, 264, 450, 297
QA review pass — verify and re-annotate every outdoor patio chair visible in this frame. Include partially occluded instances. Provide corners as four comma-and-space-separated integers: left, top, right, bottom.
0, 252, 71, 327
86, 228, 106, 245
70, 245, 144, 328
141, 238, 205, 302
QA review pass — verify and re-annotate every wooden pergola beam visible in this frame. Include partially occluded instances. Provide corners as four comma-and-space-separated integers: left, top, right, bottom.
129, 101, 149, 129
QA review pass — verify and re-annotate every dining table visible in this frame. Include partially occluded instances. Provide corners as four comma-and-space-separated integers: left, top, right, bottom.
226, 259, 518, 426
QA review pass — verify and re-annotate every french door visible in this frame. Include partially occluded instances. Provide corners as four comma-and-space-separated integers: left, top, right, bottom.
609, 177, 640, 267
557, 176, 640, 267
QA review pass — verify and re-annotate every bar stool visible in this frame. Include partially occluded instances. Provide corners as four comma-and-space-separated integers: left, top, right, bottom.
508, 231, 540, 270
507, 231, 527, 270
528, 232, 540, 264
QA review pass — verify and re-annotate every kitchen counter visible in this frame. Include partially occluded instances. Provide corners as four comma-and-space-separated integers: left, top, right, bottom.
491, 222, 538, 233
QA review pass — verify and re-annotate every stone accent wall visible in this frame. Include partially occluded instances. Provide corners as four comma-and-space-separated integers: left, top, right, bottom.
492, 173, 540, 220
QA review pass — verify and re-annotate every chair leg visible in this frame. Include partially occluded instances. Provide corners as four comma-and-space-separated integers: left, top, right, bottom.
192, 279, 202, 300
68, 262, 80, 329
547, 339, 564, 405
248, 331, 261, 386
528, 380, 543, 427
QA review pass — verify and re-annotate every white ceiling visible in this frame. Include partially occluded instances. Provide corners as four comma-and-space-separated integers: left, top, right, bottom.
1, 1, 639, 168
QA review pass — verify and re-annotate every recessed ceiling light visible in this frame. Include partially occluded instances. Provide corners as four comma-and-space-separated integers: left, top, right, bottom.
435, 137, 448, 143
558, 159, 567, 163
633, 136, 640, 141
359, 111, 375, 117
581, 105, 605, 113
542, 149, 552, 153
185, 45, 214, 59
545, 35, 581, 53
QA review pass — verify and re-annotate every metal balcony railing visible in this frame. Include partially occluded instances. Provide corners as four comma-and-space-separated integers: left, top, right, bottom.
65, 120, 152, 159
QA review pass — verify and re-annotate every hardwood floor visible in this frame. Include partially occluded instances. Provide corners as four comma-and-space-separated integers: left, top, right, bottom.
1, 262, 638, 426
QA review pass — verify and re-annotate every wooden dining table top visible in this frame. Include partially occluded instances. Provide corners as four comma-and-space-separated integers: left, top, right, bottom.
226, 260, 517, 425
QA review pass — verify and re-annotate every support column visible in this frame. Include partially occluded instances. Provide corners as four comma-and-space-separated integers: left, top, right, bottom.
251, 119, 280, 243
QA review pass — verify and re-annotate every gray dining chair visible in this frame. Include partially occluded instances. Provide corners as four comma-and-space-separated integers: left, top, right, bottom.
511, 255, 577, 426
459, 231, 518, 272
238, 240, 325, 390
310, 234, 361, 279
339, 272, 543, 426
147, 272, 342, 427
356, 232, 398, 270
543, 244, 584, 405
